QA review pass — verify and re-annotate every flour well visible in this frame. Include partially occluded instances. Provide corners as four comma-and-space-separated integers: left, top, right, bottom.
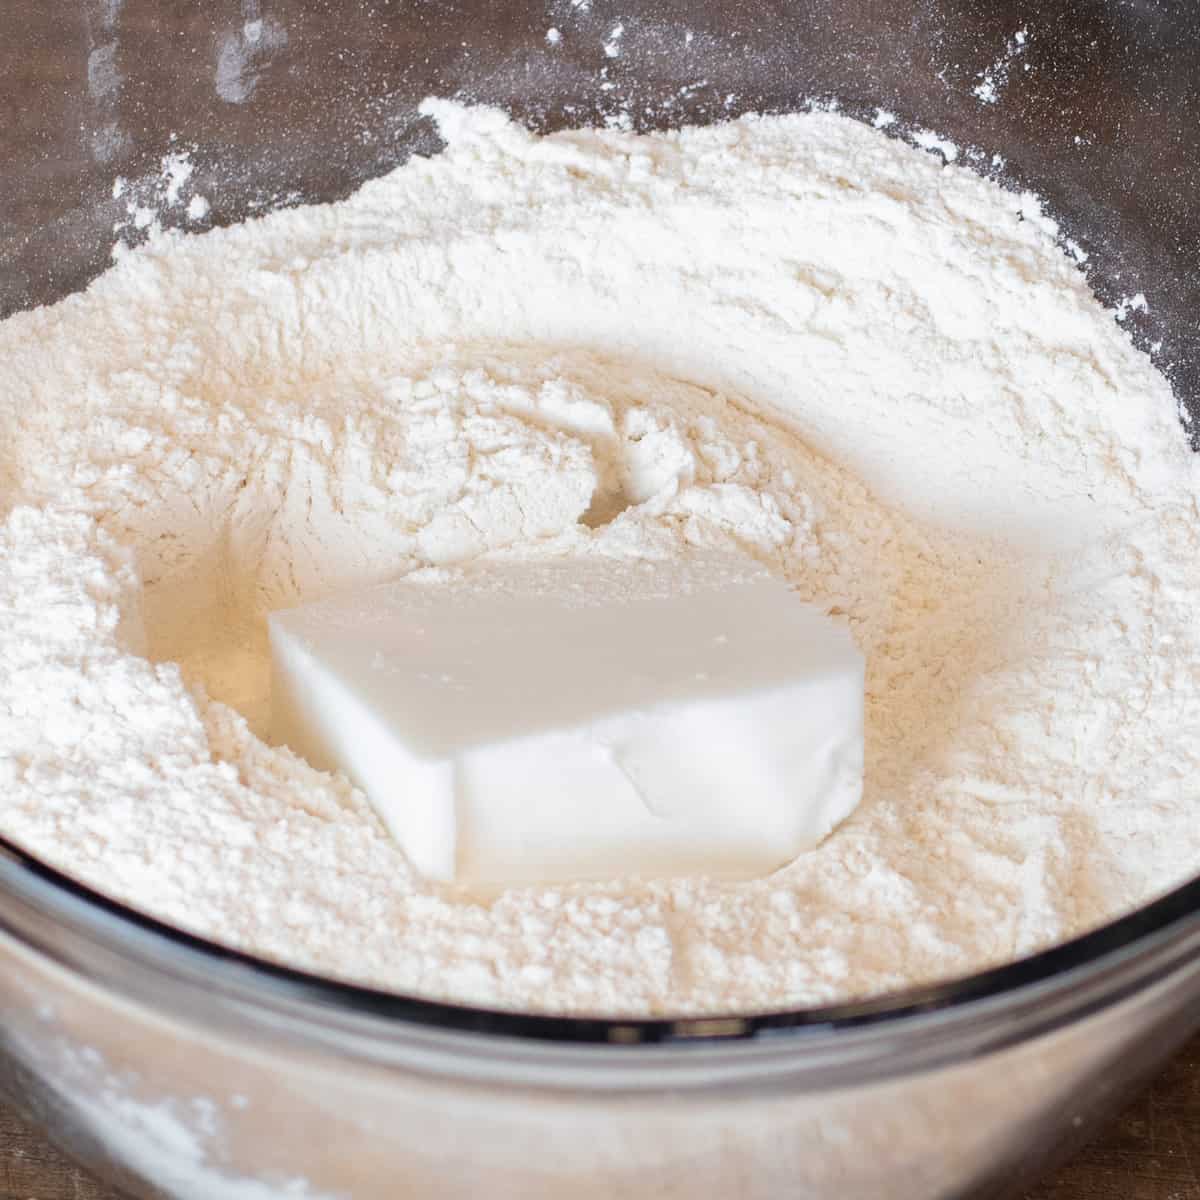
1, 102, 1197, 1015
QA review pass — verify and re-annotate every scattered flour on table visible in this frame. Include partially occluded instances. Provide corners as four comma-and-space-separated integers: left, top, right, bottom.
1, 101, 1198, 1015
972, 27, 1029, 106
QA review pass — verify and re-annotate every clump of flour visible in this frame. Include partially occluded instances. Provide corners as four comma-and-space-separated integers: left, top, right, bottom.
0, 102, 1197, 1015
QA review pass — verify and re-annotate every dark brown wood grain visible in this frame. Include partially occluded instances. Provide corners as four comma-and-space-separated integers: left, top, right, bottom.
0, 1104, 117, 1200
4, 1035, 1200, 1199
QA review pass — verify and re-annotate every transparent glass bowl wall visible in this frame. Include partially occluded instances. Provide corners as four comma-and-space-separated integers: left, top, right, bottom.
2, 2, 1199, 1197
6, 850, 1200, 1199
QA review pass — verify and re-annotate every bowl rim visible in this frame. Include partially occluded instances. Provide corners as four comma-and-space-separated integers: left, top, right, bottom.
4, 829, 1200, 1049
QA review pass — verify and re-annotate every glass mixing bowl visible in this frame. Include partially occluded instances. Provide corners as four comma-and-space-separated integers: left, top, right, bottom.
2, 1, 1198, 1196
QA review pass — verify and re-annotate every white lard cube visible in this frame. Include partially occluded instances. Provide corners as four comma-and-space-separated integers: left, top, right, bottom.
269, 555, 864, 889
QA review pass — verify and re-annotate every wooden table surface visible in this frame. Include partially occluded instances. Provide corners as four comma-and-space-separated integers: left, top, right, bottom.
4, 1035, 1200, 1200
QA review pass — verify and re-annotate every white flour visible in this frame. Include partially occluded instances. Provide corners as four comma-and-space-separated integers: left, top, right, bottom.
1, 102, 1197, 1015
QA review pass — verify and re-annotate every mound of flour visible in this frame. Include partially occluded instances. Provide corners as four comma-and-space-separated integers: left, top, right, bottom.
1, 101, 1197, 1015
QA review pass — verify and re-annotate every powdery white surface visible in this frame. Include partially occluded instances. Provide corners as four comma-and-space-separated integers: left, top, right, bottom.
0, 102, 1197, 1016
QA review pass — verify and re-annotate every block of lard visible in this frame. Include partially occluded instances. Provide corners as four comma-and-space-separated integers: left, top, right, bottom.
268, 555, 865, 890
